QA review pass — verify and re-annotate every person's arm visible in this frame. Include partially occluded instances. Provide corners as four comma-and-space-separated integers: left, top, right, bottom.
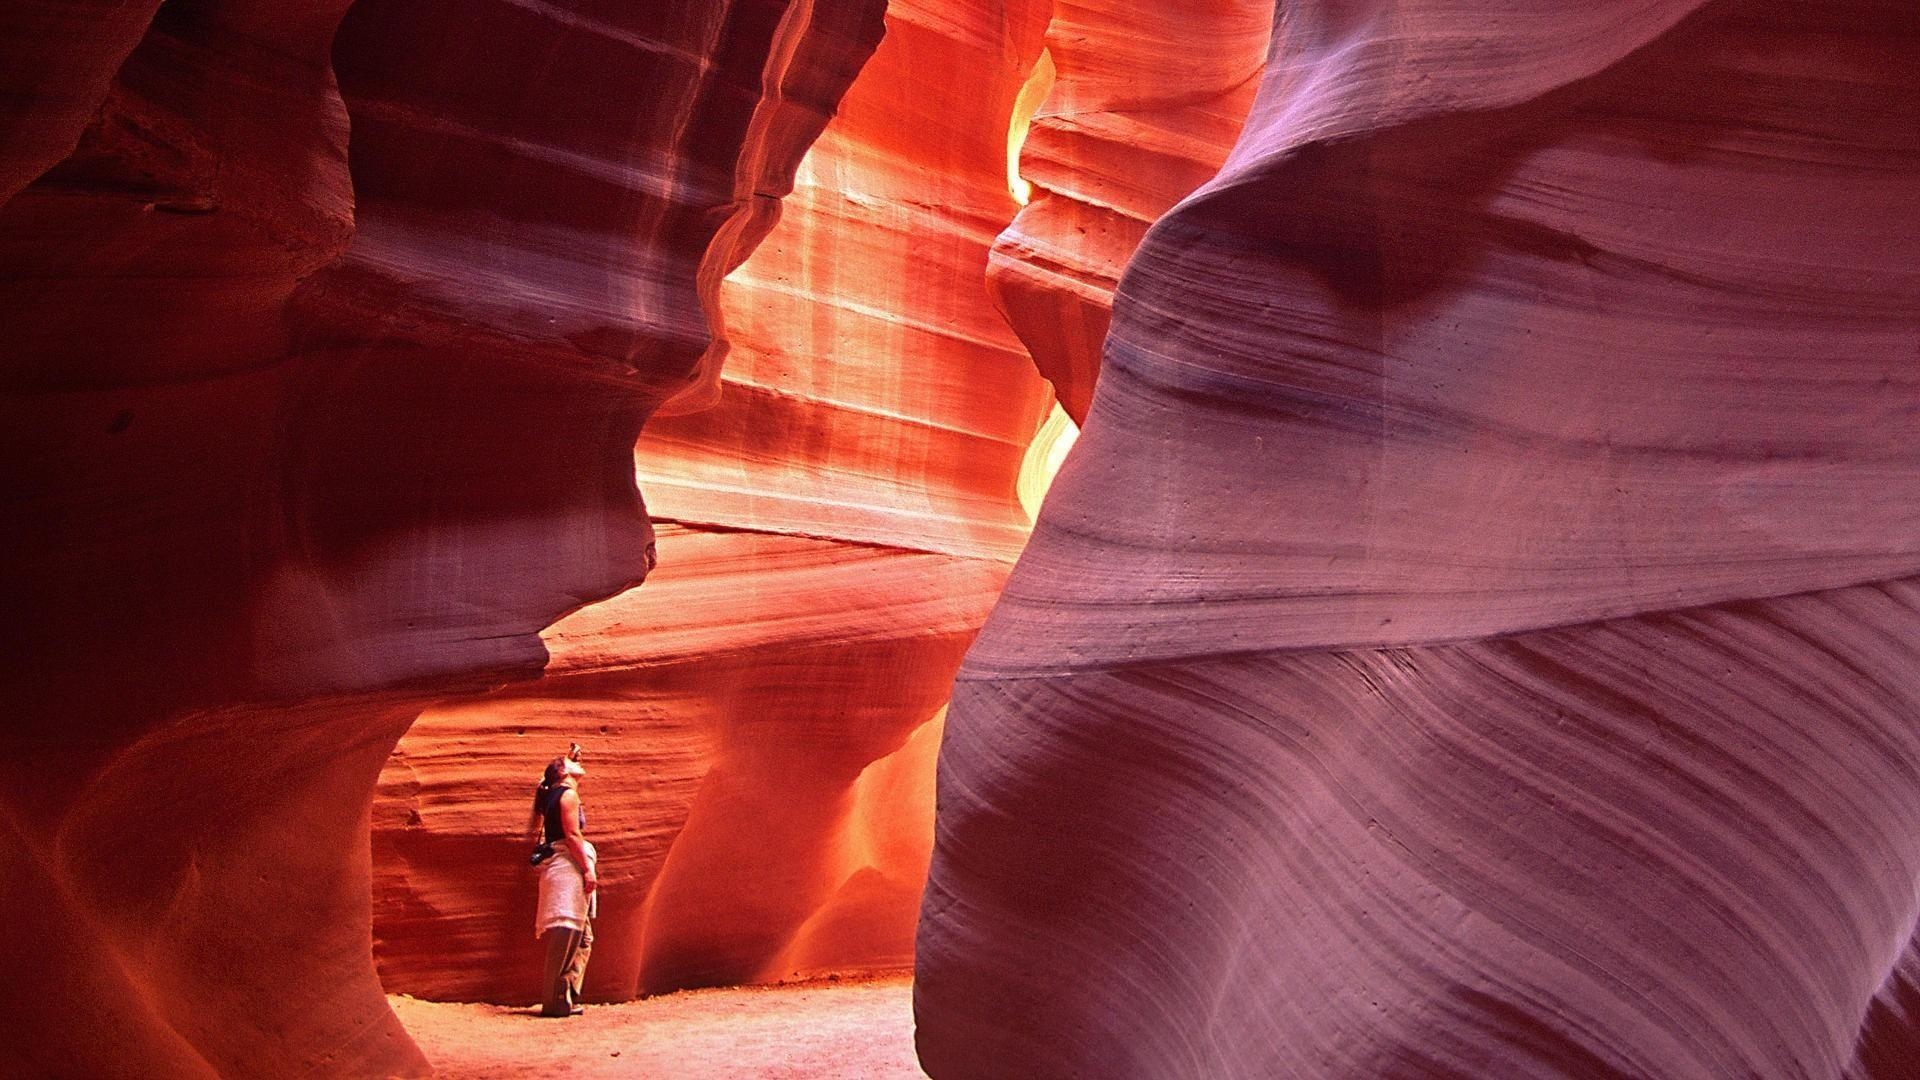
558, 788, 596, 893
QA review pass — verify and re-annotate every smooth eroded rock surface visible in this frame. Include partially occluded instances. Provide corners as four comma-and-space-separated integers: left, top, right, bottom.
919, 2, 1920, 1077
0, 3, 881, 1074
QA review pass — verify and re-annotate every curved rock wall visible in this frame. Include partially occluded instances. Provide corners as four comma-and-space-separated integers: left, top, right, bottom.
369, 0, 1057, 1005
987, 0, 1273, 422
919, 1, 1920, 1077
0, 2, 880, 1075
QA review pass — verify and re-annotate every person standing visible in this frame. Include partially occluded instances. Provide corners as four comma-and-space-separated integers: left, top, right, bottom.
528, 745, 596, 1017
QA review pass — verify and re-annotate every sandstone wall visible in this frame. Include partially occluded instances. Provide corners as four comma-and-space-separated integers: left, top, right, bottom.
918, 1, 1920, 1076
0, 2, 881, 1074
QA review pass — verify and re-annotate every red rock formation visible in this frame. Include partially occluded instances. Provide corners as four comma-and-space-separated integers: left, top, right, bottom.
0, 2, 880, 1075
988, 0, 1273, 422
0, 1, 163, 204
919, 1, 1920, 1077
369, 0, 1056, 1006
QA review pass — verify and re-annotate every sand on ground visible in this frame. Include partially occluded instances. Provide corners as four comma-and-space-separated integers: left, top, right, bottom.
389, 976, 925, 1079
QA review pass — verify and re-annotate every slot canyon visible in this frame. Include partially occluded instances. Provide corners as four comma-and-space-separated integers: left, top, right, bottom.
2, 2, 1916, 1079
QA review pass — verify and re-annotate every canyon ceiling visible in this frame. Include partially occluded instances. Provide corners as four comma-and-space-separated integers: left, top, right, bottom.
3, 1, 1917, 1079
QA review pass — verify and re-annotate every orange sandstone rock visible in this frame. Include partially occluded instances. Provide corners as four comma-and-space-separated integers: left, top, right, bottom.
369, 0, 1057, 1005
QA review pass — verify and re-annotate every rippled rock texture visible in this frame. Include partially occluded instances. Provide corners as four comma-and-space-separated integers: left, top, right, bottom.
0, 3, 880, 1075
368, 0, 1056, 1005
920, 1, 1920, 1077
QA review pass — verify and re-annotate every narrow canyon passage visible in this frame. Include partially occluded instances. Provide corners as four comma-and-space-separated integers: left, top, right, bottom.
367, 0, 1273, 1027
367, 0, 1059, 1008
5, 0, 1918, 1078
2, 0, 1264, 1071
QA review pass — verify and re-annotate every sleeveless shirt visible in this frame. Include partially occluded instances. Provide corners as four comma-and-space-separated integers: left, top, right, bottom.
540, 784, 586, 844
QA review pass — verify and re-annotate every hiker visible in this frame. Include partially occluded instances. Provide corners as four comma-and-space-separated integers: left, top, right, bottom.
528, 743, 596, 1017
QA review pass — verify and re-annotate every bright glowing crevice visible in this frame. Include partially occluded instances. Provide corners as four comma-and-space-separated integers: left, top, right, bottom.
1017, 402, 1080, 522
1005, 49, 1055, 206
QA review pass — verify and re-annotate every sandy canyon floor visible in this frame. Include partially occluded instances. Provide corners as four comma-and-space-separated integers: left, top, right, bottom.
390, 976, 923, 1079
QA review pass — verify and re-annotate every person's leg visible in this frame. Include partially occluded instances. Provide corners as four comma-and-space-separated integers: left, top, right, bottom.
562, 919, 592, 1007
540, 927, 582, 1016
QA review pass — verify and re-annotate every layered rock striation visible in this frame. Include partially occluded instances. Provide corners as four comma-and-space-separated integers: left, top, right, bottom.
0, 3, 881, 1075
920, 1, 1920, 1077
987, 0, 1273, 422
369, 0, 1057, 1005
